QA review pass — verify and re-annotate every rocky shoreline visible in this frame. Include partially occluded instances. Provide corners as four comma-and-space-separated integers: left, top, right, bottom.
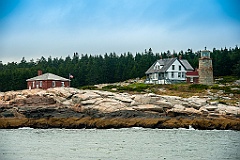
0, 87, 240, 130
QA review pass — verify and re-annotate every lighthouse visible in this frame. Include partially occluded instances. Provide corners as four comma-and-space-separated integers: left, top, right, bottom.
198, 47, 214, 85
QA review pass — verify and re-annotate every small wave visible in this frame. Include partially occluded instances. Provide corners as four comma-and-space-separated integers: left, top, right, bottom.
18, 127, 34, 130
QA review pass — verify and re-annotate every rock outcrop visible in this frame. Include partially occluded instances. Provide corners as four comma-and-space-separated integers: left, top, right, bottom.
0, 87, 239, 130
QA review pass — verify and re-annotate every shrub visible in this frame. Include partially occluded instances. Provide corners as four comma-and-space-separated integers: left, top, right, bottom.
215, 76, 238, 84
211, 85, 240, 94
189, 84, 209, 90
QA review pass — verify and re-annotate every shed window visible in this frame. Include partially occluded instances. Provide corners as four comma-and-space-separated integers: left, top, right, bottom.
52, 81, 56, 87
40, 81, 42, 87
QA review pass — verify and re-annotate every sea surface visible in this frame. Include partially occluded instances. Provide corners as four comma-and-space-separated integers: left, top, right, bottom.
0, 127, 239, 160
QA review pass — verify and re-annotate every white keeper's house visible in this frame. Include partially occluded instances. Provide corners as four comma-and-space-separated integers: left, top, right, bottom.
145, 57, 194, 84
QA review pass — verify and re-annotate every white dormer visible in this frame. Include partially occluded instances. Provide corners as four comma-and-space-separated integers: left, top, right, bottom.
154, 62, 163, 70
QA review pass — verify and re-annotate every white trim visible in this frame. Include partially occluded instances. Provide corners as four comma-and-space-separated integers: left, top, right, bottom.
186, 75, 199, 78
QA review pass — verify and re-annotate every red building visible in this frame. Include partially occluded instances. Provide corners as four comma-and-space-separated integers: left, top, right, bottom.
26, 70, 70, 89
186, 70, 199, 84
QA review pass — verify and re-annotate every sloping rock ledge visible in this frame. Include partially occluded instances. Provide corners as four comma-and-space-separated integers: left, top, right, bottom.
0, 87, 239, 130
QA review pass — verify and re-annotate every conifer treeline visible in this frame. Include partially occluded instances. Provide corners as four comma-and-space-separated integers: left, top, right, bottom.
0, 46, 239, 91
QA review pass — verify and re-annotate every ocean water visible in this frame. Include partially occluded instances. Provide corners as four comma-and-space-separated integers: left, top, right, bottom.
0, 128, 239, 160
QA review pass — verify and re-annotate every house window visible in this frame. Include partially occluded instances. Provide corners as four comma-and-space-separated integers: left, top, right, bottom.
165, 72, 168, 78
52, 81, 56, 87
172, 65, 175, 70
40, 81, 42, 87
179, 65, 181, 71
155, 65, 161, 70
182, 72, 185, 78
178, 72, 181, 78
61, 82, 65, 87
32, 81, 35, 88
154, 73, 158, 79
171, 72, 174, 78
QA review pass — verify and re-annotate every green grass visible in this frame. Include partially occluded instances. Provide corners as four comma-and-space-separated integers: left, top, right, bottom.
117, 83, 150, 92
101, 83, 210, 94
166, 83, 208, 92
102, 85, 118, 91
79, 85, 98, 90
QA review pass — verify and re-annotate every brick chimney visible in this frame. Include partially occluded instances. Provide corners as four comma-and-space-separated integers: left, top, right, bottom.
179, 55, 182, 60
38, 70, 42, 76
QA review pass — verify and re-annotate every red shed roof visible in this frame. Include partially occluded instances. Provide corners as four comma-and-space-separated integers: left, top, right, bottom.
186, 71, 199, 77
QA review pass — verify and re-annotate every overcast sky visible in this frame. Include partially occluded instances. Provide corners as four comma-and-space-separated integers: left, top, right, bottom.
0, 0, 240, 63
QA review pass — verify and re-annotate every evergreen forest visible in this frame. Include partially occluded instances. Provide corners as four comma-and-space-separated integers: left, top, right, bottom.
0, 46, 240, 92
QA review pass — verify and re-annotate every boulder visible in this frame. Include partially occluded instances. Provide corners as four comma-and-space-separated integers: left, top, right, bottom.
4, 92, 16, 101
209, 101, 219, 105
93, 90, 115, 97
62, 99, 73, 106
93, 98, 127, 113
154, 100, 173, 109
71, 104, 83, 112
182, 97, 207, 109
81, 98, 102, 105
167, 104, 201, 117
199, 107, 209, 115
0, 92, 4, 100
9, 95, 56, 106
216, 104, 240, 116
131, 94, 160, 105
161, 95, 182, 100
173, 104, 185, 110
184, 107, 201, 115
112, 94, 133, 103
205, 105, 218, 111
47, 87, 73, 98
72, 92, 101, 103
133, 104, 164, 113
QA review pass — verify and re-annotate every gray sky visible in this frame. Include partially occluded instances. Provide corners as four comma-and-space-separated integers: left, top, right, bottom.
0, 0, 240, 63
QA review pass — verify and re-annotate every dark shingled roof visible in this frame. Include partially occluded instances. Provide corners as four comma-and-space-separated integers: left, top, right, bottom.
145, 57, 194, 74
179, 59, 194, 71
145, 58, 177, 74
26, 73, 70, 81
